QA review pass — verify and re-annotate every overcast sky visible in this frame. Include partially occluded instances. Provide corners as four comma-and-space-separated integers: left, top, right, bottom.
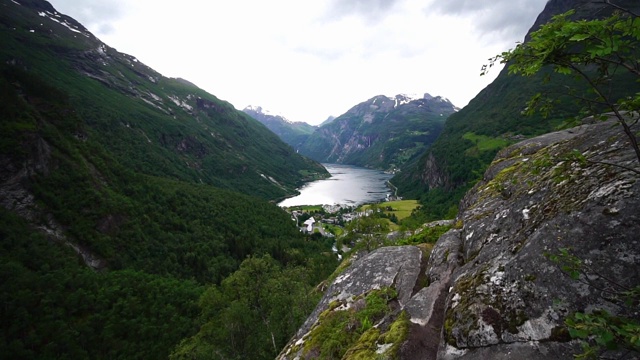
48, 0, 548, 125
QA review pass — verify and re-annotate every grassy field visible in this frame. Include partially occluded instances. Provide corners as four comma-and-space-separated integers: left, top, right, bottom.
361, 200, 420, 221
462, 132, 510, 152
323, 224, 345, 237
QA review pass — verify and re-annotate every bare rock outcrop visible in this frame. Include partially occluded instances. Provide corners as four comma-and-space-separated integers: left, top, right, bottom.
279, 118, 639, 359
438, 118, 639, 359
0, 135, 107, 271
278, 246, 425, 359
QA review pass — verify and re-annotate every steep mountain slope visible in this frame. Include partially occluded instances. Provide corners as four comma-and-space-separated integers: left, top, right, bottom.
393, 0, 640, 218
243, 106, 317, 150
299, 93, 458, 171
1, 0, 327, 201
0, 1, 336, 358
319, 115, 336, 126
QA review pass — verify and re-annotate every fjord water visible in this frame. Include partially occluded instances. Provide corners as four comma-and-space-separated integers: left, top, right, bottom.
279, 164, 394, 207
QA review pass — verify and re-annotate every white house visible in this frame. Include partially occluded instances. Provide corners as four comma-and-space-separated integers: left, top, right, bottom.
303, 217, 316, 233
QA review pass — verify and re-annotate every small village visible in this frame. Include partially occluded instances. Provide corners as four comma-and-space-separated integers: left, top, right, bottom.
282, 199, 454, 261
288, 204, 374, 237
283, 198, 425, 238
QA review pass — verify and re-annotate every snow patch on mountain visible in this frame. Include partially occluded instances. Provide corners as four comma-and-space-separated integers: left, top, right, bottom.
244, 105, 292, 123
38, 9, 89, 37
169, 95, 193, 112
424, 93, 460, 110
383, 93, 422, 108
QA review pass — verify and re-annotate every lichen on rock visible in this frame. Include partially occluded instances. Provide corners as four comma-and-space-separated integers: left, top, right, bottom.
440, 119, 639, 359
279, 118, 639, 359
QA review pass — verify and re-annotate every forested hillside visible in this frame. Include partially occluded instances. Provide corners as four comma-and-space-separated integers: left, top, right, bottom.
243, 106, 317, 150
0, 1, 336, 358
1, 0, 327, 201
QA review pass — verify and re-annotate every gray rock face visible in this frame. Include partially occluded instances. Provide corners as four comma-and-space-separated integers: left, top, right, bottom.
278, 246, 426, 359
0, 136, 107, 271
279, 118, 640, 359
438, 118, 639, 359
297, 94, 456, 171
420, 152, 451, 190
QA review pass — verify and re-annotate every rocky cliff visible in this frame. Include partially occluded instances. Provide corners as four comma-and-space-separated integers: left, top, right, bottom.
278, 117, 640, 359
298, 94, 457, 171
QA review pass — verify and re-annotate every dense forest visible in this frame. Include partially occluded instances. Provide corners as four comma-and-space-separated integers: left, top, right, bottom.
1, 0, 327, 201
0, 1, 336, 358
0, 64, 338, 358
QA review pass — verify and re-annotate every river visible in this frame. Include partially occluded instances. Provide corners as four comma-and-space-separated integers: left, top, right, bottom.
279, 164, 394, 207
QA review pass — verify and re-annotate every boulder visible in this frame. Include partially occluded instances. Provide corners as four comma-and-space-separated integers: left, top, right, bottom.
278, 246, 425, 359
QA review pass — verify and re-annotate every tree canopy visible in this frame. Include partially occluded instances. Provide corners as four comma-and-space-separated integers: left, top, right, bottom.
484, 6, 640, 171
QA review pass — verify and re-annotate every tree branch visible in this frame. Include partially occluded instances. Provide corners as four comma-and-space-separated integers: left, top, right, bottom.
586, 158, 640, 175
567, 63, 640, 165
593, 56, 640, 77
602, 0, 640, 17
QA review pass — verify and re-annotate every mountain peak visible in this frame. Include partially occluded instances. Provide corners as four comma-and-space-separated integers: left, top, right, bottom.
242, 106, 317, 149
388, 93, 422, 107
243, 105, 291, 123
423, 93, 459, 110
369, 93, 458, 110
395, 93, 421, 101
298, 91, 458, 170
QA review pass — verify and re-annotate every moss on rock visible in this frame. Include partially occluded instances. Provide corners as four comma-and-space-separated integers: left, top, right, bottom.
302, 287, 401, 359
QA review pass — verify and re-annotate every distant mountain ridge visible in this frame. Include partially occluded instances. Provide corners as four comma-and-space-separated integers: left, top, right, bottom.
297, 93, 458, 171
319, 115, 336, 126
242, 106, 317, 150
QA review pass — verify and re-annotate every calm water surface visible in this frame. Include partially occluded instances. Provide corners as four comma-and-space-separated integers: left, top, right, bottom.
279, 164, 393, 207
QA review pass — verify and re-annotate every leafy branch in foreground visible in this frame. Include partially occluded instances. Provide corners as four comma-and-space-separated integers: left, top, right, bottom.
483, 7, 640, 172
546, 248, 640, 358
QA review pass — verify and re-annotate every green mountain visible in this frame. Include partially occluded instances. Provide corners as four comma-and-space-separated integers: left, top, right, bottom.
319, 115, 336, 126
298, 93, 458, 171
1, 0, 327, 201
242, 105, 317, 150
0, 1, 335, 358
393, 0, 640, 219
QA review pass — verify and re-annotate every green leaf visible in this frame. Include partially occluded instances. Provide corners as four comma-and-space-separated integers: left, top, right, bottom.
597, 330, 614, 345
569, 328, 589, 339
555, 66, 572, 75
569, 33, 591, 41
569, 270, 580, 280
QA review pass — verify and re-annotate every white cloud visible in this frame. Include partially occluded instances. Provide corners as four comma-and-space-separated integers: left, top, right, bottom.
50, 0, 127, 35
323, 0, 403, 23
47, 0, 548, 124
429, 0, 548, 44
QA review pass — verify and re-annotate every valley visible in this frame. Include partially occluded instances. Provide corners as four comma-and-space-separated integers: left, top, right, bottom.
244, 94, 457, 173
1, 0, 639, 359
